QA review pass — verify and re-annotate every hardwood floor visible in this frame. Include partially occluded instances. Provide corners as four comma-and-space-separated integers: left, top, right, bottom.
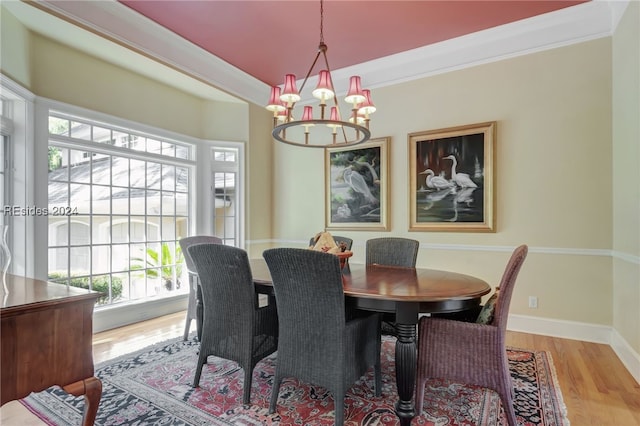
3, 312, 639, 425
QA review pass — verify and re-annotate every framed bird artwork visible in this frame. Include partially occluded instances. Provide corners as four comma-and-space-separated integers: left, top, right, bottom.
408, 122, 496, 232
325, 136, 390, 231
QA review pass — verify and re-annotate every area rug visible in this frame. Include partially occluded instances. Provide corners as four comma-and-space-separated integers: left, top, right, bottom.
21, 336, 569, 425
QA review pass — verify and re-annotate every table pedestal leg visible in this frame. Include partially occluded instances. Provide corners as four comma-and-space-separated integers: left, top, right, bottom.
395, 322, 417, 426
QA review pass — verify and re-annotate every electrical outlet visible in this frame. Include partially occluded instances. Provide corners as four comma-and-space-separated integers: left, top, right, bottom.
528, 296, 538, 309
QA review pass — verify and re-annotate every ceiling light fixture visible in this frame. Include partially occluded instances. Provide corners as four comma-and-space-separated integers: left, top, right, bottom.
265, 0, 376, 148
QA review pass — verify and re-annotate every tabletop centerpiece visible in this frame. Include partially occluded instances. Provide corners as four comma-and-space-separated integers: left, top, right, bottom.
309, 231, 352, 268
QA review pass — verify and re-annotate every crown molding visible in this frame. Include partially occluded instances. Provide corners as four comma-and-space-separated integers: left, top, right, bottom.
15, 0, 624, 106
337, 0, 619, 92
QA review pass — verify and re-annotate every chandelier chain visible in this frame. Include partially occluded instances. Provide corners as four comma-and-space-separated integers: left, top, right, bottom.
319, 0, 324, 45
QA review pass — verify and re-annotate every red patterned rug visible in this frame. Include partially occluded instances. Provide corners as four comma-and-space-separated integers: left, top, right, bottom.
21, 336, 568, 425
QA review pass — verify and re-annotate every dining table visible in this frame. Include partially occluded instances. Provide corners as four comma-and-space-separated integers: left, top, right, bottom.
249, 258, 491, 426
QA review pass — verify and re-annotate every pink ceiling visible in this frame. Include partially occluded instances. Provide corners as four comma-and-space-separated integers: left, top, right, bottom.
119, 1, 588, 87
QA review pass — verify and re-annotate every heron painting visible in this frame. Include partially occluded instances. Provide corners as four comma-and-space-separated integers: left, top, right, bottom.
325, 137, 390, 231
409, 122, 496, 232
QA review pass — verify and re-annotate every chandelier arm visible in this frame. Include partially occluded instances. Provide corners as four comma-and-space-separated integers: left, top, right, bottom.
298, 50, 323, 94
319, 49, 351, 145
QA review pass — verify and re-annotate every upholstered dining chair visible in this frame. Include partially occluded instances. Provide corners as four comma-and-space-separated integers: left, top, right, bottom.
415, 244, 528, 426
263, 248, 382, 426
365, 237, 419, 335
309, 234, 353, 251
179, 235, 222, 341
188, 243, 279, 405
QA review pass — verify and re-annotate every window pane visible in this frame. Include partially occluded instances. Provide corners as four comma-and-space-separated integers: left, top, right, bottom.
93, 126, 111, 143
112, 157, 129, 187
147, 162, 161, 190
112, 187, 129, 215
162, 192, 175, 215
48, 146, 66, 175
93, 156, 110, 186
161, 165, 175, 191
69, 150, 91, 183
146, 190, 160, 216
176, 145, 188, 160
130, 160, 146, 188
92, 185, 111, 215
70, 121, 91, 140
92, 217, 110, 244
70, 246, 90, 273
162, 141, 175, 158
48, 116, 69, 136
147, 138, 161, 155
70, 183, 90, 214
176, 167, 188, 192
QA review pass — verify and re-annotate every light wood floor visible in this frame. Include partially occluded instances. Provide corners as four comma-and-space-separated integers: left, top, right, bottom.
3, 312, 639, 425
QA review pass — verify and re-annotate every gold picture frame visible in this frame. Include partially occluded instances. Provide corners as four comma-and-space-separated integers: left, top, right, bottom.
325, 137, 390, 231
409, 122, 496, 232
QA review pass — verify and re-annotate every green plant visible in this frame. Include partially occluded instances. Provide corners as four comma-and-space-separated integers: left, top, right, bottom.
48, 272, 123, 305
131, 243, 184, 291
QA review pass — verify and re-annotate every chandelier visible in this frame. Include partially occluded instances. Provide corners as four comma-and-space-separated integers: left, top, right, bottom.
265, 0, 376, 148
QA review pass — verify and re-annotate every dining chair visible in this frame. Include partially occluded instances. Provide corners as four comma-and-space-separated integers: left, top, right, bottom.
365, 237, 419, 335
309, 234, 353, 251
415, 244, 528, 426
262, 247, 382, 426
365, 237, 419, 267
188, 243, 278, 405
179, 235, 222, 341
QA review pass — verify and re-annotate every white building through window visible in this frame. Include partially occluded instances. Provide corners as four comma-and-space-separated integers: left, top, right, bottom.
47, 112, 194, 306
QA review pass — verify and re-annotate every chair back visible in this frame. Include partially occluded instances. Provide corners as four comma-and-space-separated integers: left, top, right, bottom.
187, 244, 256, 351
365, 237, 419, 267
263, 248, 346, 373
179, 236, 222, 273
309, 235, 353, 251
493, 245, 528, 331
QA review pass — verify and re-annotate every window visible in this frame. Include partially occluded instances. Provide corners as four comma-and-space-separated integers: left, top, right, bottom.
47, 112, 194, 306
212, 147, 241, 247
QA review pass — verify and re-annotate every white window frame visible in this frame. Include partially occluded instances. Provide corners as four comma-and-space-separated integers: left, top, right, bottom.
35, 98, 204, 331
0, 75, 36, 278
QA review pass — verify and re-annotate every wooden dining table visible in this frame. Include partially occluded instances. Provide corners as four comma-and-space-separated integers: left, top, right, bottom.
249, 259, 491, 426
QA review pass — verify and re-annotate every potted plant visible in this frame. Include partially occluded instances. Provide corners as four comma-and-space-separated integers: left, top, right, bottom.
132, 243, 184, 291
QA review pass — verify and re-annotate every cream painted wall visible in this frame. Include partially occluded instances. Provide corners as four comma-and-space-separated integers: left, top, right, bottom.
245, 103, 275, 257
0, 7, 30, 87
30, 34, 204, 139
201, 101, 249, 142
271, 38, 614, 326
612, 1, 640, 354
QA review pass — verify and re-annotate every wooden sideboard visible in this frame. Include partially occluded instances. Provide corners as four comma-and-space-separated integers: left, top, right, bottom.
1, 274, 102, 426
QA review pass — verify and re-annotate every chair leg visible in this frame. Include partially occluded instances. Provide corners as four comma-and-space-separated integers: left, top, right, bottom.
269, 376, 282, 414
415, 378, 425, 415
242, 365, 253, 405
193, 352, 207, 387
374, 330, 382, 397
333, 389, 345, 426
183, 317, 191, 341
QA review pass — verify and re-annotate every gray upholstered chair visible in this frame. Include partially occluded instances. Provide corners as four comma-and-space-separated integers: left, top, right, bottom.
179, 235, 222, 341
365, 237, 419, 335
188, 243, 278, 405
262, 248, 381, 426
415, 245, 528, 426
309, 235, 353, 251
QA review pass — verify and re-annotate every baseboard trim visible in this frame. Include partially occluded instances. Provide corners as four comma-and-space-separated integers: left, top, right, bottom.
610, 328, 640, 384
93, 294, 188, 333
508, 314, 640, 384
